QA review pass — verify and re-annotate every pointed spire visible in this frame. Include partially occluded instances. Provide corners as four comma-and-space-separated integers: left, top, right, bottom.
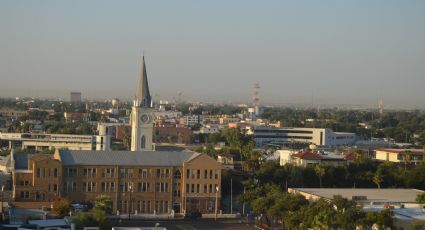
136, 55, 152, 107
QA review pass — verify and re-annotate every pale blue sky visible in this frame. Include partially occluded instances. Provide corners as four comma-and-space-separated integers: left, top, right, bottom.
1, 1, 424, 107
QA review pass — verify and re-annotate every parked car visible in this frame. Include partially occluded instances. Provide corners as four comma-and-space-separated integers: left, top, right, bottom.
184, 211, 202, 220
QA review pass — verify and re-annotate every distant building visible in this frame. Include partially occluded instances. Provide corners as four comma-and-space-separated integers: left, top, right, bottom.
153, 127, 193, 145
64, 112, 87, 122
374, 148, 424, 164
288, 188, 424, 205
0, 108, 27, 120
180, 115, 201, 127
281, 151, 353, 167
70, 92, 82, 103
0, 132, 111, 151
254, 127, 356, 147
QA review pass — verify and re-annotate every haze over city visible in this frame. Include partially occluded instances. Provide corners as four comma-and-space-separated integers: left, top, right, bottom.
1, 1, 425, 108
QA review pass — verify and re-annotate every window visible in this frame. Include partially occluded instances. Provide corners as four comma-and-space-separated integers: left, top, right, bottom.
140, 169, 148, 178
192, 170, 196, 179
186, 184, 189, 193
186, 169, 190, 179
197, 170, 200, 179
209, 184, 213, 193
204, 184, 207, 193
37, 168, 41, 178
83, 168, 96, 178
83, 182, 96, 192
119, 182, 133, 192
20, 191, 30, 199
196, 184, 200, 193
204, 170, 208, 179
141, 136, 146, 149
101, 182, 115, 192
54, 168, 58, 178
214, 170, 219, 179
165, 169, 170, 178
64, 181, 77, 192
103, 168, 115, 178
155, 182, 168, 192
66, 168, 77, 177
20, 181, 30, 186
138, 182, 150, 192
209, 170, 213, 179
191, 184, 195, 193
174, 170, 181, 179
53, 184, 58, 192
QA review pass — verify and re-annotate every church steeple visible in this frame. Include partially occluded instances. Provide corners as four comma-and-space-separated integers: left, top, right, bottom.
135, 56, 152, 107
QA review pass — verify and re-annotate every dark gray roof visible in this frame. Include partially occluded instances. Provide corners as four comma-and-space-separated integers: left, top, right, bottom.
14, 154, 29, 169
58, 150, 200, 166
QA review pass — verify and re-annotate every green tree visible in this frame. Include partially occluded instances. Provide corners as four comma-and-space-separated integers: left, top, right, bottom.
315, 164, 325, 188
416, 193, 425, 204
373, 171, 383, 189
364, 209, 394, 230
94, 195, 113, 214
403, 150, 412, 172
52, 198, 70, 217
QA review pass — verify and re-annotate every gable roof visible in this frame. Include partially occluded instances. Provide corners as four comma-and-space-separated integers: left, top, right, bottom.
293, 152, 323, 160
57, 150, 198, 167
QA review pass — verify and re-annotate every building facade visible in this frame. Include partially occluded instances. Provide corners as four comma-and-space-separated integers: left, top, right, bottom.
374, 148, 424, 164
12, 150, 221, 214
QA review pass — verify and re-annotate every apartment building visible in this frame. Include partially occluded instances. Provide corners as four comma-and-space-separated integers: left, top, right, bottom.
12, 149, 221, 214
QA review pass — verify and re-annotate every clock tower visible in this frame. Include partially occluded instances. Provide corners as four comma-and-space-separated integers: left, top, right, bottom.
131, 56, 155, 151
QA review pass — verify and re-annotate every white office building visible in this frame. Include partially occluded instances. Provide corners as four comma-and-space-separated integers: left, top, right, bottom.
254, 127, 356, 147
0, 132, 111, 151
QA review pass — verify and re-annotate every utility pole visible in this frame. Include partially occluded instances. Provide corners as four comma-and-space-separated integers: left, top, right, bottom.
242, 186, 245, 216
215, 185, 219, 221
230, 178, 233, 214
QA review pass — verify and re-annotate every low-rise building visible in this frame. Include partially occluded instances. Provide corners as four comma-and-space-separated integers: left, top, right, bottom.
288, 188, 424, 205
278, 150, 353, 167
374, 148, 424, 164
0, 132, 111, 151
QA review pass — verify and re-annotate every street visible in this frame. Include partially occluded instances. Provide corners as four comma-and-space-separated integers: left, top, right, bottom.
105, 219, 259, 230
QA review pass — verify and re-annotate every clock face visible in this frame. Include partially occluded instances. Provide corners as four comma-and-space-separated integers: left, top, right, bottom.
140, 114, 150, 123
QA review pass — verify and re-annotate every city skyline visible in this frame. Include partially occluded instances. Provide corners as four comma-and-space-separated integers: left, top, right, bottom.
1, 1, 425, 108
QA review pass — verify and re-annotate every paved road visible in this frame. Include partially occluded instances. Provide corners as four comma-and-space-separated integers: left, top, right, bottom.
108, 219, 258, 230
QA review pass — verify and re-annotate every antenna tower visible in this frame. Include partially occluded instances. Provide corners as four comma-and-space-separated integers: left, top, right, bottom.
253, 82, 260, 107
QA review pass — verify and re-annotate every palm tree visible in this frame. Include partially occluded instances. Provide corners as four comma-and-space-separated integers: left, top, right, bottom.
403, 150, 412, 171
315, 164, 326, 188
373, 172, 383, 189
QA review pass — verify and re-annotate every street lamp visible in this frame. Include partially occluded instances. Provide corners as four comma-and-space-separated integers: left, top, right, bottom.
128, 184, 133, 221
215, 185, 219, 221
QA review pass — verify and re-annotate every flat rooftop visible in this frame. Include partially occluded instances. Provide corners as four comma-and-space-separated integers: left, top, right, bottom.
290, 188, 425, 203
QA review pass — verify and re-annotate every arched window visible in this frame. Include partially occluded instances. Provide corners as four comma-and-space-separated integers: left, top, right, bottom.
141, 136, 146, 149
174, 170, 181, 179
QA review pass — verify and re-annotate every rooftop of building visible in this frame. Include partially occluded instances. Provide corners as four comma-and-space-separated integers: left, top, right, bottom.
57, 150, 201, 167
290, 188, 424, 203
292, 151, 350, 161
376, 148, 424, 154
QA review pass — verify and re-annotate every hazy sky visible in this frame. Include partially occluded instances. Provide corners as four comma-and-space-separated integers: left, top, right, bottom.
1, 1, 424, 107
